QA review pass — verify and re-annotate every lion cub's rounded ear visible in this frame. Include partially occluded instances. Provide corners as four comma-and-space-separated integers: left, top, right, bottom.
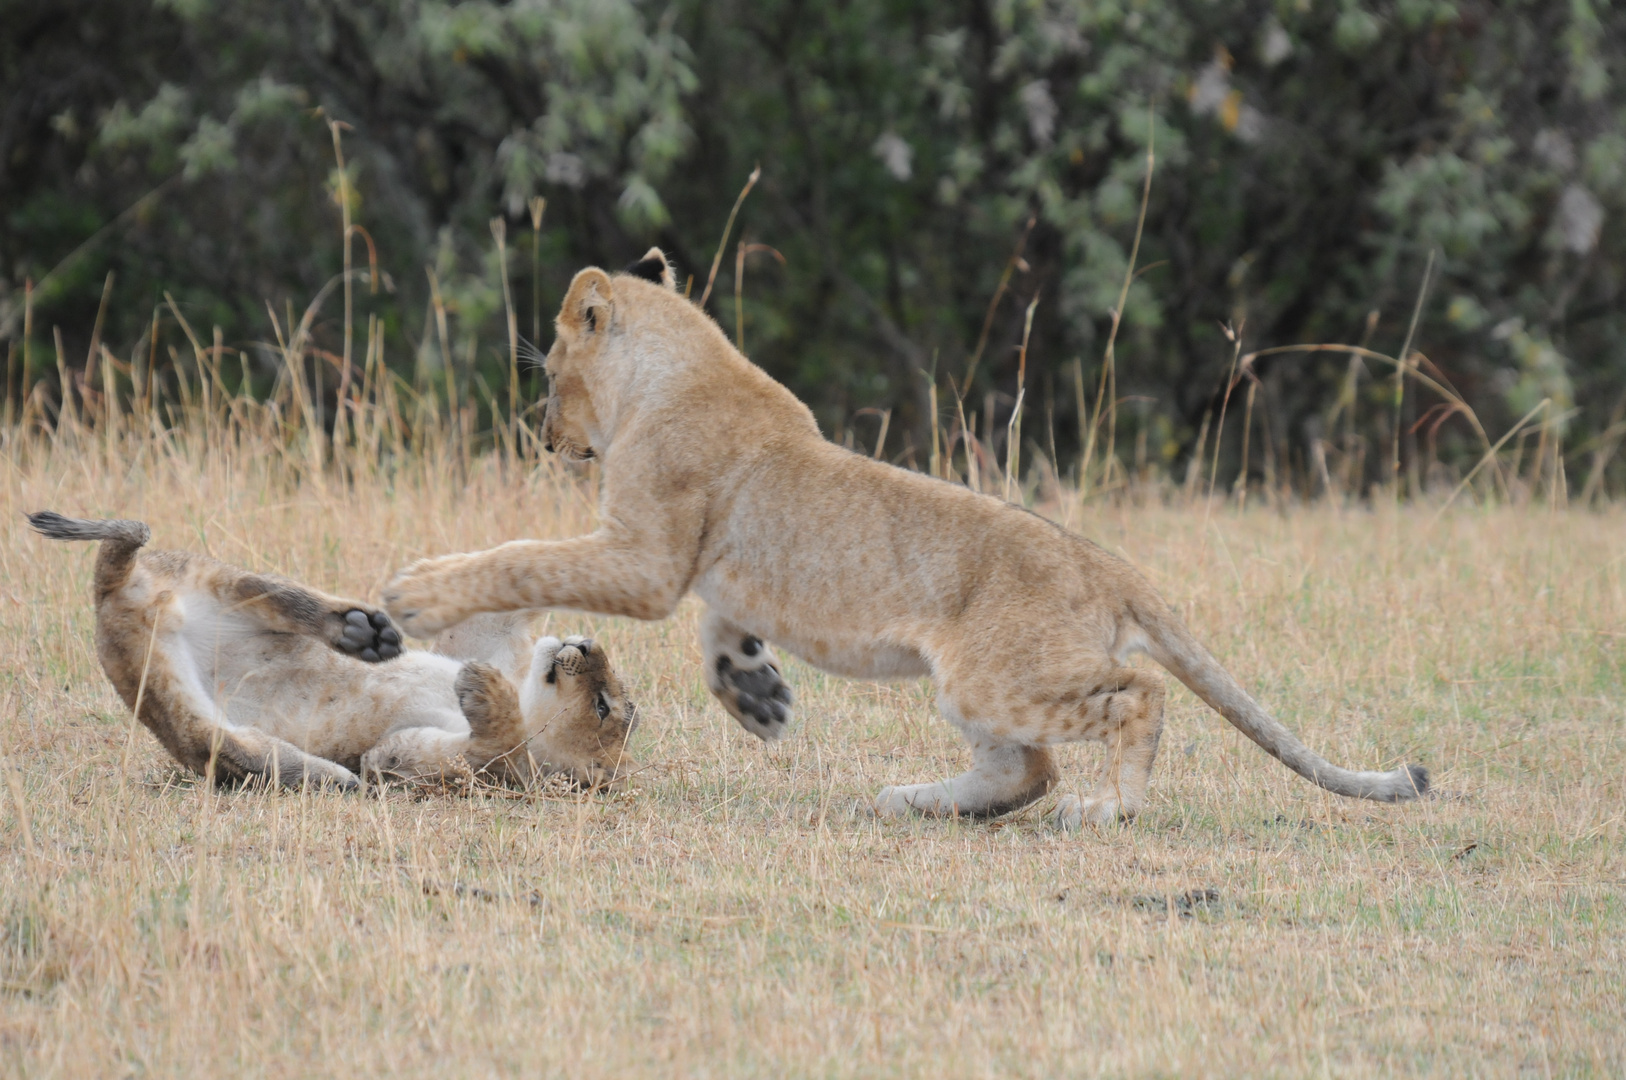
560, 268, 613, 334
622, 247, 677, 291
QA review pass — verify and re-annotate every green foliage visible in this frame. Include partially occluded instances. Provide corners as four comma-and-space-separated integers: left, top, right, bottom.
3, 0, 1626, 490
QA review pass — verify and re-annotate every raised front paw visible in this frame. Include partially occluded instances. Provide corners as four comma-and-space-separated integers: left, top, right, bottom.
335, 608, 403, 663
454, 660, 522, 738
708, 633, 794, 741
382, 555, 475, 638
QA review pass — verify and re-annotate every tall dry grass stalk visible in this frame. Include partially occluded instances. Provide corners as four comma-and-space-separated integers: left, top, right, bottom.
529, 197, 548, 353
698, 166, 761, 311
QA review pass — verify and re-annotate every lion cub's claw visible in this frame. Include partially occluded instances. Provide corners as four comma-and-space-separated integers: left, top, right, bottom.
336, 608, 403, 662
382, 557, 470, 638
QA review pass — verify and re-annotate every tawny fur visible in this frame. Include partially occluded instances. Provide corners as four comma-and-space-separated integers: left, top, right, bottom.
31, 512, 635, 792
382, 248, 1427, 827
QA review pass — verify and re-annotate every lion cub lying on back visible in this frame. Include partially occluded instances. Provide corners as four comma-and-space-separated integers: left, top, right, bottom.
31, 512, 635, 791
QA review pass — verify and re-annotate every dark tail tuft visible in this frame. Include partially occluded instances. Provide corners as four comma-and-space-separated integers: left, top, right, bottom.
1406, 764, 1430, 799
28, 511, 150, 547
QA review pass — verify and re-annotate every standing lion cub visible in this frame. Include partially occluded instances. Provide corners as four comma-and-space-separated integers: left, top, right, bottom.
32, 512, 635, 791
382, 249, 1427, 828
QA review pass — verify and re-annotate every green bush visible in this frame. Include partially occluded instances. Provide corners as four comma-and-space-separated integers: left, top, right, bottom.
3, 0, 1622, 493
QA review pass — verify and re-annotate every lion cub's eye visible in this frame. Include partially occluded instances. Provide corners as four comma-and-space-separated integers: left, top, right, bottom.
595, 693, 611, 721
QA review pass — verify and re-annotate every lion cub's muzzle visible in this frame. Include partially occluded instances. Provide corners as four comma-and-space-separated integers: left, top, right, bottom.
542, 437, 595, 463
539, 412, 594, 462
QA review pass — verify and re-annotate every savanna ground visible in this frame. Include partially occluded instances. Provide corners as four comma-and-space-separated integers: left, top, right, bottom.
0, 415, 1622, 1078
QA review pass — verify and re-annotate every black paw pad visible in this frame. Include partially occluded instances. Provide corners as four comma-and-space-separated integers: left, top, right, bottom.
741, 635, 762, 657
736, 690, 789, 727
339, 609, 403, 662
716, 656, 793, 728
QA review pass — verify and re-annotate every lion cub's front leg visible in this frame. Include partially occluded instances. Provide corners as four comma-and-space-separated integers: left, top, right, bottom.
701, 607, 793, 740
358, 662, 528, 785
381, 551, 493, 638
384, 533, 687, 638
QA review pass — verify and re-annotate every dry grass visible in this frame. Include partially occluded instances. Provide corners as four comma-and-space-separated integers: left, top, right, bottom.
0, 414, 1622, 1078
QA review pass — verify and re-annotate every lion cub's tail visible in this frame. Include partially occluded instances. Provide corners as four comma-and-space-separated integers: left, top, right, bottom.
29, 511, 152, 598
28, 511, 150, 546
1134, 601, 1429, 803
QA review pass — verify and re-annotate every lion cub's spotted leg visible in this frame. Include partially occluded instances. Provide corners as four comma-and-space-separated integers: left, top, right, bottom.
124, 621, 360, 791
1053, 669, 1166, 830
225, 571, 403, 662
701, 607, 793, 741
875, 726, 1059, 820
212, 728, 361, 791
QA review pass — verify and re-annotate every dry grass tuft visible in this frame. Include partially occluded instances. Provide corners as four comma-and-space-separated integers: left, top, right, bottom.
0, 408, 1622, 1077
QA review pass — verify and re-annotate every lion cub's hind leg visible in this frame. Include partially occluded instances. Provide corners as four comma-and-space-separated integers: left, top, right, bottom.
1052, 668, 1166, 830
874, 728, 1059, 820
701, 608, 793, 741
150, 614, 361, 791
221, 568, 403, 663
213, 728, 362, 791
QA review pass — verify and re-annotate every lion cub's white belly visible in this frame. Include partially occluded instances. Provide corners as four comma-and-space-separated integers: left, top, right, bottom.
174, 593, 467, 761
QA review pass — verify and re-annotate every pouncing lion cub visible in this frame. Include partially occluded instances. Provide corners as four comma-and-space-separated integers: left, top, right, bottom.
382, 250, 1427, 828
32, 512, 635, 791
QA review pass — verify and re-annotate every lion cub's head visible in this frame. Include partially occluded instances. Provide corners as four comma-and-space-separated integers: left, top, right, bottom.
539, 247, 675, 465
457, 635, 637, 790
